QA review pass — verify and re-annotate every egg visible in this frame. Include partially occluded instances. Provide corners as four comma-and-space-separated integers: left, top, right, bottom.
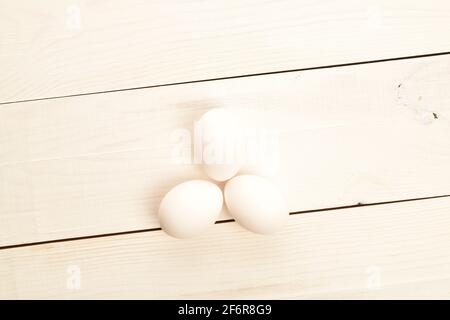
197, 108, 241, 181
159, 180, 223, 238
224, 175, 289, 234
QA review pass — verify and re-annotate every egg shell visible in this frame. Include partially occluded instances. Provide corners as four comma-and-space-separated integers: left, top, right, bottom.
159, 180, 223, 238
224, 175, 289, 234
198, 108, 241, 181
203, 164, 240, 182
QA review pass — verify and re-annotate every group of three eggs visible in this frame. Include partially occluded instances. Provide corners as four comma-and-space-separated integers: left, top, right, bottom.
159, 108, 289, 239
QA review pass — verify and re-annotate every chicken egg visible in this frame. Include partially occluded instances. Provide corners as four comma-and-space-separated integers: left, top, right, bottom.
197, 108, 241, 181
224, 175, 289, 234
159, 180, 223, 238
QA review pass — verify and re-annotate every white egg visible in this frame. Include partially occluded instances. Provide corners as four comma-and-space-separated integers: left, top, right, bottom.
197, 108, 241, 181
159, 180, 223, 238
224, 175, 289, 234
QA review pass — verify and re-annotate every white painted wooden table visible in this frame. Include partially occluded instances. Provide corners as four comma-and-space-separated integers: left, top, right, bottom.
1, 0, 450, 299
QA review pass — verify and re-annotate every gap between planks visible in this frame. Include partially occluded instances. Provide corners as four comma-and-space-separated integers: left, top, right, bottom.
1, 51, 449, 106
1, 194, 449, 251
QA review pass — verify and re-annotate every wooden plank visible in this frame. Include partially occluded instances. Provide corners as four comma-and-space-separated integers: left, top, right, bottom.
1, 55, 450, 247
1, 197, 450, 299
296, 278, 450, 299
1, 0, 450, 103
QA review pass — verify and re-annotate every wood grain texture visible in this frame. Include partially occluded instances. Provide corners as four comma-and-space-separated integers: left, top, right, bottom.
1, 197, 450, 299
1, 0, 450, 103
1, 55, 450, 247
